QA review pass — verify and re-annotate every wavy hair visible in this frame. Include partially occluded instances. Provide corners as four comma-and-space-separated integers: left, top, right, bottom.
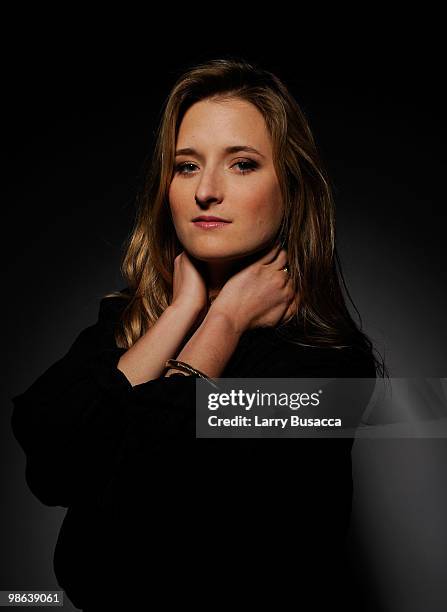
104, 56, 387, 377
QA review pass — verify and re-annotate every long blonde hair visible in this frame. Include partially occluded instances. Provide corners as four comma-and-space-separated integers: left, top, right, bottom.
105, 57, 386, 376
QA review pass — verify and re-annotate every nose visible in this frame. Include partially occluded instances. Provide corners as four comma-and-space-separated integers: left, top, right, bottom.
194, 167, 223, 208
195, 194, 221, 207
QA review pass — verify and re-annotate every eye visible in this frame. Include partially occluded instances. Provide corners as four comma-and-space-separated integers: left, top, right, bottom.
175, 162, 198, 175
174, 160, 258, 176
234, 160, 258, 174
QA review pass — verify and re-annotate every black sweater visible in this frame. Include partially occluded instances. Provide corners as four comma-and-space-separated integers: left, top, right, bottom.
11, 292, 376, 610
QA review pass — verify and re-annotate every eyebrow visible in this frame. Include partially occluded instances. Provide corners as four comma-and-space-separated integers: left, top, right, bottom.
175, 145, 265, 159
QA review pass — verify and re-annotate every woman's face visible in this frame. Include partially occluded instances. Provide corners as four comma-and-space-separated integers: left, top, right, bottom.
168, 97, 284, 262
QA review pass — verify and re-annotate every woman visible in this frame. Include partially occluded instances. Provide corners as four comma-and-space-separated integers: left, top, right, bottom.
11, 58, 385, 610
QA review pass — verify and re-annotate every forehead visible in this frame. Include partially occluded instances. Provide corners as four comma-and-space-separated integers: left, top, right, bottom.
177, 98, 271, 150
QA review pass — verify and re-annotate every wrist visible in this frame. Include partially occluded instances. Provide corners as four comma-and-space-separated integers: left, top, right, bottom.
206, 304, 246, 336
169, 300, 203, 319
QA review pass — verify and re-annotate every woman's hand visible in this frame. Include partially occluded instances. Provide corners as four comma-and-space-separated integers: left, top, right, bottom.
171, 250, 208, 317
209, 242, 299, 334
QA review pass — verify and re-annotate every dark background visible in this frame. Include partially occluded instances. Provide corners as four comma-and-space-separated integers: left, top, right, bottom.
2, 39, 446, 611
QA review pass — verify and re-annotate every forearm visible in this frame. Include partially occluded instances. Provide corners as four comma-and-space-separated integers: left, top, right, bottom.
166, 310, 242, 379
117, 303, 200, 387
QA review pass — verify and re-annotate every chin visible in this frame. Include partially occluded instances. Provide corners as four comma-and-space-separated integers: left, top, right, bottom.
185, 243, 246, 262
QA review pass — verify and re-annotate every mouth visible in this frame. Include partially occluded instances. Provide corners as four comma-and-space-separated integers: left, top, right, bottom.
191, 215, 232, 230
191, 219, 232, 230
192, 216, 231, 223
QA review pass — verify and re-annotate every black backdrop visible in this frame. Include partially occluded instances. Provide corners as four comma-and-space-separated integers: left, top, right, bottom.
3, 41, 446, 611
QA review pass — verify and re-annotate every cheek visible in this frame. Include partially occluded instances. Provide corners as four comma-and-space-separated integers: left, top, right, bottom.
241, 188, 282, 225
168, 184, 184, 221
237, 186, 282, 241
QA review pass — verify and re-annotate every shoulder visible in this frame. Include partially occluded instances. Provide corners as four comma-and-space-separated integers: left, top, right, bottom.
98, 286, 131, 324
283, 342, 377, 378
243, 327, 377, 378
269, 321, 378, 378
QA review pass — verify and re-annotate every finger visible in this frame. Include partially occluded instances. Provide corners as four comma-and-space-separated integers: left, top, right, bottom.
282, 297, 298, 323
289, 293, 300, 313
265, 248, 288, 274
285, 288, 298, 309
279, 304, 292, 325
267, 249, 289, 270
272, 249, 288, 270
258, 241, 283, 265
279, 264, 291, 287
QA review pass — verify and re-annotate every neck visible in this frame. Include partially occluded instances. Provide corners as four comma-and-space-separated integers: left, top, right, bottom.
206, 261, 235, 302
205, 243, 277, 302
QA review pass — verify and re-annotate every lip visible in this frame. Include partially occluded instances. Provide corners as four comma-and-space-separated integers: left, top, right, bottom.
192, 220, 231, 229
192, 216, 231, 222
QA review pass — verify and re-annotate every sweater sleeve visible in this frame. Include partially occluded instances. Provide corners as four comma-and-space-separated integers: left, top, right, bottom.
10, 295, 198, 509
